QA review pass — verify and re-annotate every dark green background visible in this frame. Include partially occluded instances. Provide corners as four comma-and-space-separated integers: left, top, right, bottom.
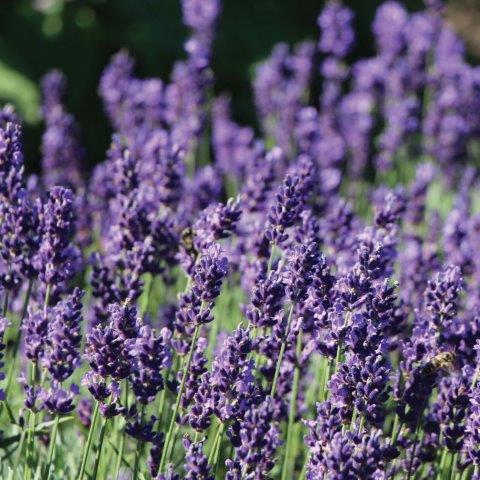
0, 0, 458, 172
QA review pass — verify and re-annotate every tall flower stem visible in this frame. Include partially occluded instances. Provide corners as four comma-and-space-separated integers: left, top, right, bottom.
91, 416, 108, 480
3, 290, 9, 316
270, 303, 294, 398
448, 453, 457, 480
159, 322, 201, 473
280, 328, 303, 480
114, 382, 129, 479
406, 417, 423, 480
133, 405, 146, 480
43, 414, 60, 480
208, 421, 225, 467
77, 400, 100, 480
1, 280, 33, 419
25, 284, 51, 480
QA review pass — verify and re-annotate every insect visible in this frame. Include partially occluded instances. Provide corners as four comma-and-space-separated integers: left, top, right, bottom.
420, 351, 456, 376
181, 227, 198, 258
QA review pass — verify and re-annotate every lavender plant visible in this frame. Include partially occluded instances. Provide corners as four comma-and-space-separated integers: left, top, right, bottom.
2, 0, 480, 478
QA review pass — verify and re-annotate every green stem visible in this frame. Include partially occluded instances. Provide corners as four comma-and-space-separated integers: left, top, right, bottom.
43, 414, 60, 480
77, 400, 100, 480
114, 382, 129, 479
91, 416, 108, 480
24, 284, 51, 480
267, 244, 276, 274
24, 405, 36, 480
2, 280, 32, 409
406, 421, 422, 480
159, 323, 201, 473
280, 329, 303, 480
320, 358, 333, 402
3, 290, 9, 316
437, 449, 448, 480
133, 405, 146, 480
270, 303, 295, 398
207, 422, 225, 466
448, 452, 457, 480
299, 454, 308, 480
15, 431, 27, 478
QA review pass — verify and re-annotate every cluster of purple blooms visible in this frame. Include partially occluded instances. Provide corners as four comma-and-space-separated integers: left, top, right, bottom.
3, 0, 480, 478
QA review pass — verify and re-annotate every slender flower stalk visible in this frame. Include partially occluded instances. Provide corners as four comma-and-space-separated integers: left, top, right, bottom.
159, 322, 201, 473
77, 401, 100, 480
270, 303, 294, 397
280, 328, 303, 480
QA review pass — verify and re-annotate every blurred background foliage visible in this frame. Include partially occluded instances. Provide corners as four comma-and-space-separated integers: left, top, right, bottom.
0, 0, 477, 172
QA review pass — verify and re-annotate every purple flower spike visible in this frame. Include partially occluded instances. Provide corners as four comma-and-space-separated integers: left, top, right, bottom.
129, 325, 171, 404
40, 70, 84, 191
183, 436, 213, 480
43, 287, 84, 382
318, 0, 355, 59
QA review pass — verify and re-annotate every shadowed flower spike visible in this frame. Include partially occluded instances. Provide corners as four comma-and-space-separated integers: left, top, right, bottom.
41, 70, 85, 191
